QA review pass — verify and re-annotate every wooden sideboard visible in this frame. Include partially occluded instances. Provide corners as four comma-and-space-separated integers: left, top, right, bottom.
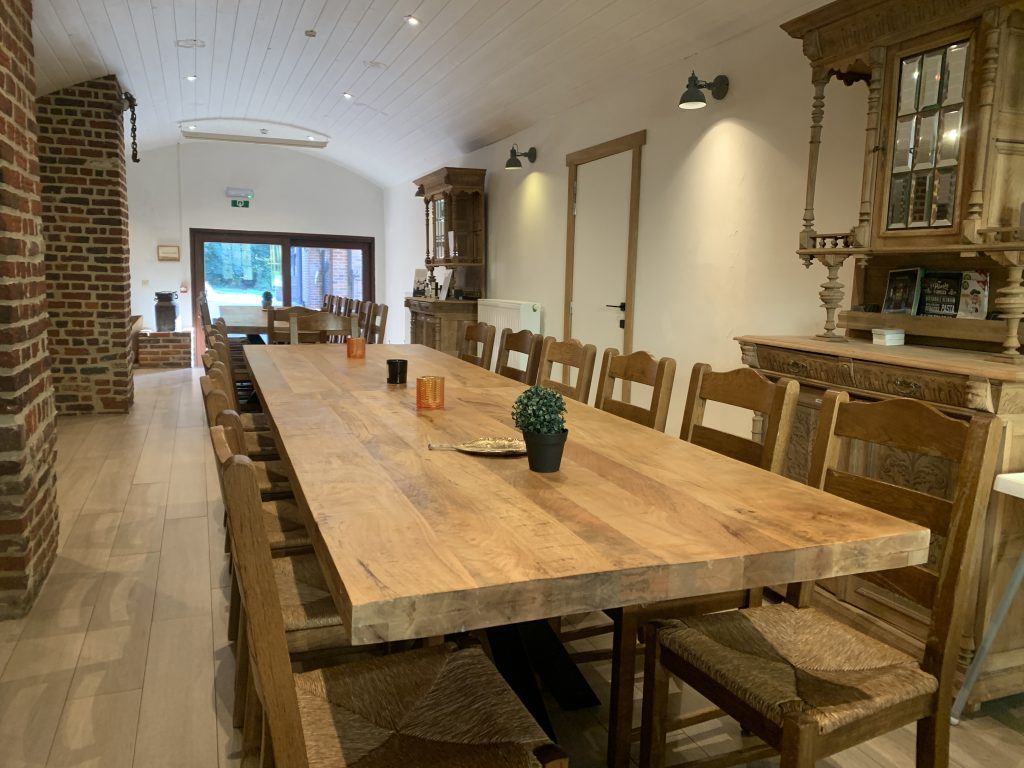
738, 334, 1024, 709
404, 298, 477, 357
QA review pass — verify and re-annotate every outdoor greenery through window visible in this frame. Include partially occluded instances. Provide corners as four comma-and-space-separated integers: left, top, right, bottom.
191, 229, 374, 323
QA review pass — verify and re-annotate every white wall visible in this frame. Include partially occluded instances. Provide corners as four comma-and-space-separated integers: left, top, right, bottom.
383, 20, 865, 432
127, 141, 385, 329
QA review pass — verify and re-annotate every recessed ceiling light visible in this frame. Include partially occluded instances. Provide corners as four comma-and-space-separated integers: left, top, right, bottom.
306, 135, 316, 141
175, 38, 206, 48
187, 124, 197, 130
343, 92, 353, 100
185, 74, 198, 82
403, 14, 420, 26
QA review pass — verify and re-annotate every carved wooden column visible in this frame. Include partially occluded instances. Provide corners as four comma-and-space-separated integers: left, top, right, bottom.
990, 251, 1024, 364
854, 47, 885, 248
799, 68, 831, 249
964, 11, 1000, 243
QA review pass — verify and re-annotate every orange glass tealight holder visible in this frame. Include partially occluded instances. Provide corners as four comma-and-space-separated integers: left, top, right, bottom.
415, 376, 445, 409
346, 337, 366, 358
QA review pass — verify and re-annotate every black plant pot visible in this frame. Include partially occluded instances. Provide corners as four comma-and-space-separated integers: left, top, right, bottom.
523, 430, 568, 473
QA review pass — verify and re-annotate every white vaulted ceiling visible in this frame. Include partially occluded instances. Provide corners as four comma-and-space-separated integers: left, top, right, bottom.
32, 0, 821, 185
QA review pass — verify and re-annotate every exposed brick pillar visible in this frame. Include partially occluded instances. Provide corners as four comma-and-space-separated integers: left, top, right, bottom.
37, 75, 134, 414
0, 0, 60, 618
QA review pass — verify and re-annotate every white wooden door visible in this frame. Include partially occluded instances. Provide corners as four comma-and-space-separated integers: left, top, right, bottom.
569, 151, 632, 401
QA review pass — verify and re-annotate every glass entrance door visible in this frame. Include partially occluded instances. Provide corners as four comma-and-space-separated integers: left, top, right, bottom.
202, 239, 285, 319
289, 245, 368, 309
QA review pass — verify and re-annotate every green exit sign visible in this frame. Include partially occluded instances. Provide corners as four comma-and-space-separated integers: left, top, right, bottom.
231, 199, 250, 208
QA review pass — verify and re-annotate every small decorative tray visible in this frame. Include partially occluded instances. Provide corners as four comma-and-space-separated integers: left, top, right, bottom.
428, 437, 527, 456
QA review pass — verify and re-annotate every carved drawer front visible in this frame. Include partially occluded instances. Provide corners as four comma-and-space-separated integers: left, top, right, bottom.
756, 348, 854, 386
851, 362, 976, 408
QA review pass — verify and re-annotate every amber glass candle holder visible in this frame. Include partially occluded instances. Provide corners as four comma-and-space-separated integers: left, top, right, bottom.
346, 337, 366, 358
416, 376, 445, 409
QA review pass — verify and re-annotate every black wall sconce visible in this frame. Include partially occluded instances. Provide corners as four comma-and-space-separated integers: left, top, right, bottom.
678, 71, 729, 110
505, 144, 537, 170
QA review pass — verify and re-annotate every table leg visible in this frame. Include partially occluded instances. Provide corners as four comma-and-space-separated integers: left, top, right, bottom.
518, 620, 601, 711
486, 624, 556, 740
607, 606, 639, 768
951, 550, 1024, 723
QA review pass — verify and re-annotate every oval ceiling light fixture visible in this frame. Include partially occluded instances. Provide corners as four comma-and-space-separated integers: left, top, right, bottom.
180, 118, 329, 148
403, 14, 420, 26
175, 38, 206, 48
678, 71, 729, 110
343, 92, 354, 100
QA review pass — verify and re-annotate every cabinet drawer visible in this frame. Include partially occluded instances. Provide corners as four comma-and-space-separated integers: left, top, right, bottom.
757, 348, 854, 386
851, 361, 974, 408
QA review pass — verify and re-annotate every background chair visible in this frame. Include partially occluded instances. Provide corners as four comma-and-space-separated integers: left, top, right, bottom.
363, 302, 388, 343
495, 328, 542, 384
680, 363, 800, 474
537, 337, 597, 402
640, 393, 1000, 768
267, 306, 318, 343
288, 312, 354, 344
459, 321, 496, 369
594, 349, 676, 431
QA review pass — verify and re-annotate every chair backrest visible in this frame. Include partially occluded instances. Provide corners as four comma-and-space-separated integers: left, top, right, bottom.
364, 303, 388, 344
321, 294, 333, 311
200, 375, 232, 426
288, 311, 354, 344
495, 328, 542, 385
594, 349, 676, 432
807, 392, 999, 689
537, 337, 597, 403
208, 361, 241, 412
199, 292, 212, 327
212, 427, 309, 768
680, 364, 799, 474
459, 321, 496, 369
267, 306, 318, 343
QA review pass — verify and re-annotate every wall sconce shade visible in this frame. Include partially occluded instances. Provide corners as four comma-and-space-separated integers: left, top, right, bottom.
505, 144, 537, 170
679, 71, 729, 110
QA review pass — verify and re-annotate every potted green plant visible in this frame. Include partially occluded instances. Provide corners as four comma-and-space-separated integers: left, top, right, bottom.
261, 290, 273, 309
512, 385, 568, 473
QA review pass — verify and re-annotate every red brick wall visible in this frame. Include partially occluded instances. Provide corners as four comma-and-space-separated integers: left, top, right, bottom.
0, 0, 60, 618
37, 75, 134, 414
137, 331, 192, 369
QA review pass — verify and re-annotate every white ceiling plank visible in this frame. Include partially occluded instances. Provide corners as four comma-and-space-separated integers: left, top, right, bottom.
32, 0, 88, 87
219, 0, 266, 117
252, 0, 327, 118
207, 0, 242, 118
229, 0, 287, 117
237, 0, 306, 117
104, 0, 170, 127
31, 17, 70, 95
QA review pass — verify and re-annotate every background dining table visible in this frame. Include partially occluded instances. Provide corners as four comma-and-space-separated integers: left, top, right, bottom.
244, 342, 930, 767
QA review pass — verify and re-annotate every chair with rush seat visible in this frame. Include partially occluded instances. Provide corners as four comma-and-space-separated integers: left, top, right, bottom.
639, 393, 1000, 768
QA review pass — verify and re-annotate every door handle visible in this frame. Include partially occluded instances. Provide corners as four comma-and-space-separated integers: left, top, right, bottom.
605, 302, 626, 311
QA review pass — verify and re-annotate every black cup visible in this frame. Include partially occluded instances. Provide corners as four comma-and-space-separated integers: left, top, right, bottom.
386, 359, 408, 385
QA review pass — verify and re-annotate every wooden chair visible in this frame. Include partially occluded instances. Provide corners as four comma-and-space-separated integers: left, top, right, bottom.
199, 292, 212, 328
639, 393, 1001, 768
459, 321, 496, 369
288, 312, 354, 344
267, 306, 318, 343
206, 362, 269, 432
495, 328, 542, 385
221, 450, 569, 768
200, 376, 278, 462
680, 364, 800, 474
363, 302, 388, 343
594, 349, 676, 431
598, 363, 801, 767
537, 337, 597, 402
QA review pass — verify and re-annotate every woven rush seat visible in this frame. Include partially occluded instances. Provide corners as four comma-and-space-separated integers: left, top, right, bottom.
264, 498, 310, 550
294, 644, 551, 768
254, 460, 292, 497
274, 552, 348, 655
657, 603, 938, 735
244, 429, 279, 461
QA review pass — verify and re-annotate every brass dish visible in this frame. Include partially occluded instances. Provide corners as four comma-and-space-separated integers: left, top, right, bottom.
427, 437, 527, 456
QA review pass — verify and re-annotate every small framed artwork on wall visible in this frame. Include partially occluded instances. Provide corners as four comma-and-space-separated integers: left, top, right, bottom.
157, 245, 180, 261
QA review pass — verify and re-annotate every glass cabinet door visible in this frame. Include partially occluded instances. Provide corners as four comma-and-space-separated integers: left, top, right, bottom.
886, 40, 969, 230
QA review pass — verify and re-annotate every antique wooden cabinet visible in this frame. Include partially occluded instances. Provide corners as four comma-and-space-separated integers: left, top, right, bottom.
403, 167, 486, 356
741, 0, 1024, 710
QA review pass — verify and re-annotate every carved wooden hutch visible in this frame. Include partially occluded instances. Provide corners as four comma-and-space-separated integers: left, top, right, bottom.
739, 0, 1024, 710
404, 167, 486, 356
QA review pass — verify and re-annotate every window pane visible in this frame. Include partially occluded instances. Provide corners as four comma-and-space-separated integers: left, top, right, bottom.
919, 50, 943, 109
893, 116, 916, 173
898, 56, 921, 115
913, 112, 938, 170
290, 246, 367, 308
203, 241, 283, 318
888, 174, 911, 228
909, 172, 933, 227
931, 168, 957, 226
944, 43, 968, 105
937, 107, 962, 166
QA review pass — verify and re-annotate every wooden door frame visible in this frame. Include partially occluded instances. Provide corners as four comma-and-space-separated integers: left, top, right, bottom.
563, 130, 646, 359
189, 227, 375, 352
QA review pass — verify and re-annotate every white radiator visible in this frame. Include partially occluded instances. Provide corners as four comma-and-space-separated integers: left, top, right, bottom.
477, 299, 542, 370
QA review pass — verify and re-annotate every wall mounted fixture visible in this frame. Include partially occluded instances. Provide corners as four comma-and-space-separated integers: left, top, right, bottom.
505, 144, 537, 170
678, 71, 729, 110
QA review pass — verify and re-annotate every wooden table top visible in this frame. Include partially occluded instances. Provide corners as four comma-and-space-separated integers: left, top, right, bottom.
218, 305, 286, 334
245, 343, 930, 645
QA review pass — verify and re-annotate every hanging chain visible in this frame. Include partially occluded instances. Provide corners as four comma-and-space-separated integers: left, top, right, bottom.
123, 91, 140, 163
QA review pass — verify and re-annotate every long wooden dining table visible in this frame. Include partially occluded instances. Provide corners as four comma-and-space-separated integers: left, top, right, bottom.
244, 342, 930, 768
218, 305, 285, 334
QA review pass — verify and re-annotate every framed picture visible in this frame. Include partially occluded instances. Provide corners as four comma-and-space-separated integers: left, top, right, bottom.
412, 268, 429, 297
157, 245, 180, 262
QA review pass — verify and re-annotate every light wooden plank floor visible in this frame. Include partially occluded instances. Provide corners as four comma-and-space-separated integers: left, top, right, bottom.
0, 367, 1020, 768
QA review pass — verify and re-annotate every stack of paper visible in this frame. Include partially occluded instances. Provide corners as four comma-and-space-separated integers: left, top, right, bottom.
872, 328, 906, 346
